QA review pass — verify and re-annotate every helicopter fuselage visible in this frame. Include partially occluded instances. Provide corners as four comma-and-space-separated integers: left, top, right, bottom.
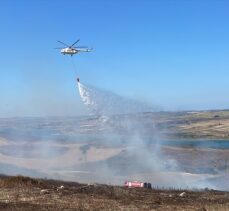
61, 47, 78, 55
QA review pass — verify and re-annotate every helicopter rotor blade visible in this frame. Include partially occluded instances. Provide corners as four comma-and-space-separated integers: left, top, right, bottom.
74, 46, 88, 48
70, 39, 80, 47
57, 40, 69, 47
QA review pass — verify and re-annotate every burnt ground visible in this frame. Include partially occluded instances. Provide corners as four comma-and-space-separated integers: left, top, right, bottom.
0, 175, 229, 211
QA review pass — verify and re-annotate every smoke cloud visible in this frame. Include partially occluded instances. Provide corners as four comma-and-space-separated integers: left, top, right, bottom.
77, 82, 217, 190
0, 81, 224, 191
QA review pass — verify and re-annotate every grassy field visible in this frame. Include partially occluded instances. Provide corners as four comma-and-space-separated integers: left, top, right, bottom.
0, 110, 229, 210
157, 110, 229, 139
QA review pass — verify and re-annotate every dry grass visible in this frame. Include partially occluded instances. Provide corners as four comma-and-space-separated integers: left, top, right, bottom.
204, 204, 229, 211
0, 175, 44, 188
0, 175, 229, 210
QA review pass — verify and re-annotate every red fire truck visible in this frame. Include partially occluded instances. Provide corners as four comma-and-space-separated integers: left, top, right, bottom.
124, 181, 151, 189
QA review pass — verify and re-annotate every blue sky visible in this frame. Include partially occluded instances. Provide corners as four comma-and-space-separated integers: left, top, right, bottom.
0, 0, 229, 117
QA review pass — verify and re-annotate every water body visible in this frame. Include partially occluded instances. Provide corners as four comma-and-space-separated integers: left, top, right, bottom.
159, 140, 229, 150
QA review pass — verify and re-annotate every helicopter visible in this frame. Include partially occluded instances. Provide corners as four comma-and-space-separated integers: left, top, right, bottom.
55, 39, 93, 56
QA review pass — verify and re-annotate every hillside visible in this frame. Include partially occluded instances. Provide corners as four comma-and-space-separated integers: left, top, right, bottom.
0, 110, 229, 191
0, 175, 229, 211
